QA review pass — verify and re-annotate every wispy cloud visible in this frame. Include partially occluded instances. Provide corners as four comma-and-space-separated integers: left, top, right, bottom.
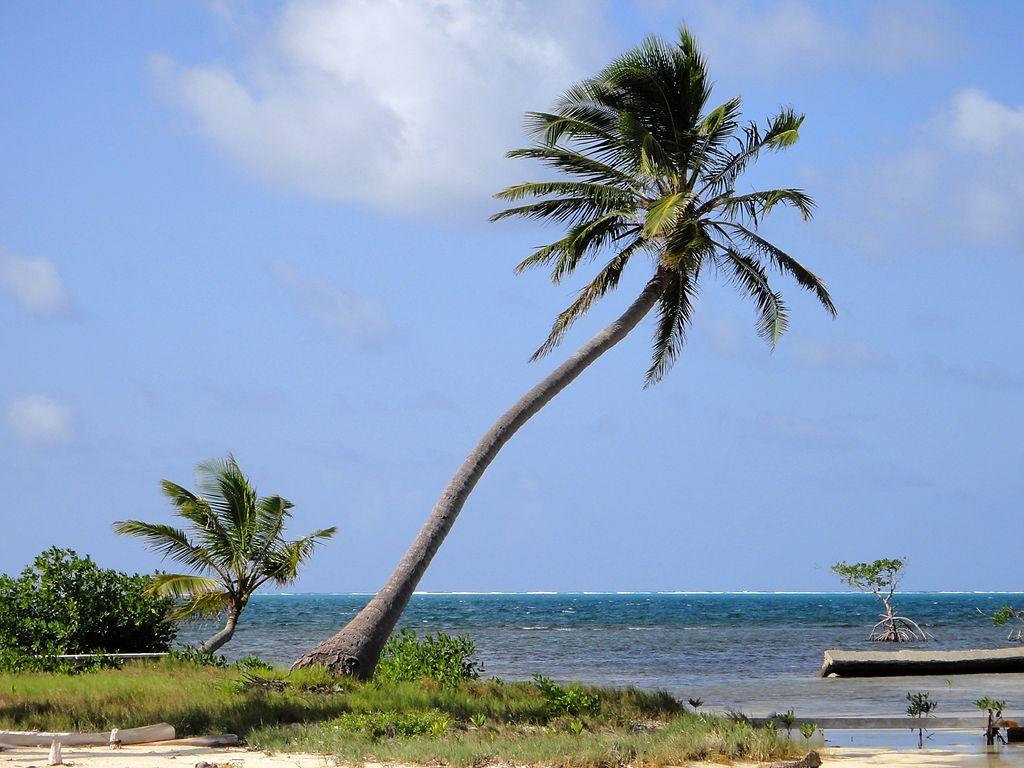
270, 261, 392, 348
832, 89, 1024, 255
788, 338, 890, 372
750, 412, 858, 451
0, 250, 72, 318
684, 0, 960, 81
154, 0, 602, 215
5, 395, 74, 446
923, 355, 1021, 391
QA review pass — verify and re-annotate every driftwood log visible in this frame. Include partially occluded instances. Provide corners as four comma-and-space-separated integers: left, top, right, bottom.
0, 723, 174, 747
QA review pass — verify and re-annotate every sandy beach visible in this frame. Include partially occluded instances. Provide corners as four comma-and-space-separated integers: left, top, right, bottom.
5, 743, 1024, 768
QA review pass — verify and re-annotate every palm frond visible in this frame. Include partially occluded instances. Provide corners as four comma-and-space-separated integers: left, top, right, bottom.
194, 455, 257, 565
495, 181, 641, 204
261, 527, 338, 586
531, 237, 647, 360
172, 590, 233, 620
716, 188, 815, 224
645, 267, 698, 386
148, 572, 224, 599
112, 520, 223, 575
700, 108, 805, 195
643, 192, 692, 237
503, 147, 638, 187
719, 248, 789, 347
717, 222, 836, 316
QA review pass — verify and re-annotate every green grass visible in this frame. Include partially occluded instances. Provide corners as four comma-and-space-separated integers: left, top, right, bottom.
250, 714, 805, 767
0, 662, 807, 766
0, 661, 347, 735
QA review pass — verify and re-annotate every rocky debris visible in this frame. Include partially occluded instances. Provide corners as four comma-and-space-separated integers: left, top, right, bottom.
766, 751, 822, 768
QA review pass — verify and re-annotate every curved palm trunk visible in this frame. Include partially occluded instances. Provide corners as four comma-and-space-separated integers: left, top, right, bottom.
200, 607, 239, 653
293, 270, 667, 678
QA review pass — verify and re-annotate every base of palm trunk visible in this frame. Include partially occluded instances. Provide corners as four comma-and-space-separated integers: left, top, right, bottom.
290, 627, 382, 679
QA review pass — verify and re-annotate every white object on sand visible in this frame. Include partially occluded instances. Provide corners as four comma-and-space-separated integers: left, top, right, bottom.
0, 723, 175, 747
109, 728, 121, 749
48, 739, 62, 766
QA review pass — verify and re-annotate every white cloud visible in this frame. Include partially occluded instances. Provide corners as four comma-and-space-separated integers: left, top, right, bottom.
833, 89, 1024, 252
789, 338, 889, 372
270, 261, 392, 347
685, 0, 959, 80
946, 88, 1024, 152
751, 413, 857, 450
5, 395, 74, 446
0, 250, 71, 317
156, 0, 601, 215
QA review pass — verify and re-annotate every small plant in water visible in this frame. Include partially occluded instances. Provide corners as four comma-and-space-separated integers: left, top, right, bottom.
775, 709, 796, 736
990, 605, 1024, 641
687, 697, 704, 710
974, 697, 1008, 745
800, 722, 818, 741
906, 692, 937, 748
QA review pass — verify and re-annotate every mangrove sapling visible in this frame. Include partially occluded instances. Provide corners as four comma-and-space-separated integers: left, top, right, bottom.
989, 605, 1024, 641
906, 692, 937, 748
800, 722, 818, 741
776, 709, 796, 737
831, 559, 931, 642
974, 697, 1008, 745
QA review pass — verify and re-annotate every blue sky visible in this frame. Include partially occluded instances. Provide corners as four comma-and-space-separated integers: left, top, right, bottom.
2, 0, 1021, 593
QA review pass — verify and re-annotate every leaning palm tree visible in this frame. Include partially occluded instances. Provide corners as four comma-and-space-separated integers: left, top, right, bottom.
115, 455, 336, 653
294, 26, 835, 677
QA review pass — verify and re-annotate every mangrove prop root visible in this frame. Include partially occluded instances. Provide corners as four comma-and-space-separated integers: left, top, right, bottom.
867, 615, 932, 642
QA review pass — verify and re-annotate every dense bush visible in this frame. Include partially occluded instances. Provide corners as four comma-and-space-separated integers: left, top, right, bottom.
374, 629, 482, 688
0, 547, 177, 670
533, 674, 601, 717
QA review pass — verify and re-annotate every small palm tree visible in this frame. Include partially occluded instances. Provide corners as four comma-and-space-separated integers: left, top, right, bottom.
115, 455, 336, 653
295, 25, 834, 677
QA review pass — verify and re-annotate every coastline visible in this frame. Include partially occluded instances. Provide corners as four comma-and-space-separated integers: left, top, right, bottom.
4, 742, 1023, 768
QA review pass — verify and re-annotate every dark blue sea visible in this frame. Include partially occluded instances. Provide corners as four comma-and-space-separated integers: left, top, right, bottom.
180, 593, 1024, 717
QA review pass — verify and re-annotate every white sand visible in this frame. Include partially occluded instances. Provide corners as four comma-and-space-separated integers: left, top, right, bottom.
2, 743, 1022, 768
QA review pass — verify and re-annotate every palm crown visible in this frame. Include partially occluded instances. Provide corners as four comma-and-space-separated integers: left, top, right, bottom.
115, 456, 336, 621
493, 27, 835, 384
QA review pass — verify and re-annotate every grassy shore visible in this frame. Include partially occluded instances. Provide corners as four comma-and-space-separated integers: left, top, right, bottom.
0, 661, 808, 766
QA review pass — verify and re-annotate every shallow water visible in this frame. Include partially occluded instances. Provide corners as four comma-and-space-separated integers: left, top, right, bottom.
828, 731, 1024, 766
179, 592, 1024, 716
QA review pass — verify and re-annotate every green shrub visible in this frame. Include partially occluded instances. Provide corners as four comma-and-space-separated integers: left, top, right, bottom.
532, 674, 601, 717
166, 646, 228, 668
235, 654, 275, 672
375, 629, 482, 688
0, 548, 177, 671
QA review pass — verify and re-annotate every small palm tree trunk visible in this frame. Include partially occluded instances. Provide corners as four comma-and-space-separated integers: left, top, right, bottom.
200, 605, 240, 653
293, 270, 668, 677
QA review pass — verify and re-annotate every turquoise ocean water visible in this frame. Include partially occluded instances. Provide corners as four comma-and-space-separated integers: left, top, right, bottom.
180, 592, 1024, 717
